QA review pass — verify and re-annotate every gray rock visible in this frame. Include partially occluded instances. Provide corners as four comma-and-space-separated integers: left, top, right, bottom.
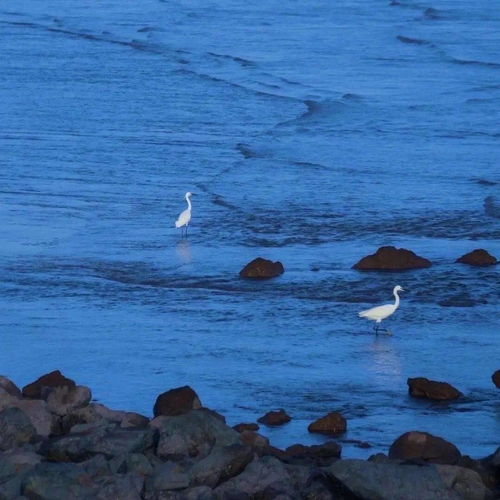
151, 461, 190, 491
152, 409, 239, 461
325, 459, 485, 500
46, 385, 92, 416
110, 452, 154, 476
0, 398, 57, 437
189, 444, 254, 488
213, 456, 296, 499
41, 424, 156, 462
435, 464, 489, 500
0, 450, 42, 500
0, 377, 22, 398
0, 408, 36, 451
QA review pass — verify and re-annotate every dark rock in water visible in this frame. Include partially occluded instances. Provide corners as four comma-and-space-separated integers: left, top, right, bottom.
285, 441, 341, 465
233, 422, 259, 433
257, 409, 291, 426
492, 370, 500, 389
408, 377, 462, 401
308, 412, 346, 435
22, 370, 76, 399
456, 249, 497, 267
153, 386, 202, 417
0, 407, 37, 451
0, 376, 22, 398
353, 246, 432, 270
239, 257, 284, 279
151, 408, 240, 461
389, 431, 461, 465
325, 459, 488, 500
189, 443, 254, 488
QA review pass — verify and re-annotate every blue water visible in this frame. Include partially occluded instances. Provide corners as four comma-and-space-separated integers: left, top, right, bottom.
1, 0, 499, 459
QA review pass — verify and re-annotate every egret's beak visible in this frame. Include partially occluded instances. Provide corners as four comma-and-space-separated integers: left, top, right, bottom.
400, 287, 405, 292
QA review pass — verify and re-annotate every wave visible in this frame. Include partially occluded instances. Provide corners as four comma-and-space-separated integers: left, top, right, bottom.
396, 35, 432, 46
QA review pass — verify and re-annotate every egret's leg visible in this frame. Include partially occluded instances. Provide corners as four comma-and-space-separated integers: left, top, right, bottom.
374, 324, 380, 335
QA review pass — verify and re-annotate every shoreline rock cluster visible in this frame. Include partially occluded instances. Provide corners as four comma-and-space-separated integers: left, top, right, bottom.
1, 372, 499, 499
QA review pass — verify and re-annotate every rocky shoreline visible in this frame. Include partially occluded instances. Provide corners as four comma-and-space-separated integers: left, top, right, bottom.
1, 371, 498, 499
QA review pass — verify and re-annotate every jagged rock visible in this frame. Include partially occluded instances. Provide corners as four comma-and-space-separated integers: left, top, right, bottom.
152, 409, 239, 461
239, 257, 285, 279
307, 412, 346, 435
407, 377, 462, 401
189, 444, 253, 488
22, 370, 76, 399
285, 442, 341, 465
40, 424, 156, 462
325, 459, 487, 500
257, 409, 291, 426
0, 408, 36, 451
456, 249, 497, 267
232, 423, 259, 433
0, 376, 22, 398
153, 386, 202, 417
389, 431, 461, 465
353, 246, 432, 270
213, 456, 295, 498
47, 385, 92, 416
492, 370, 500, 388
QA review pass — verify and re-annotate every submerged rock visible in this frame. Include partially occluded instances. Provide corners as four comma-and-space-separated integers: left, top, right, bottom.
456, 249, 497, 267
353, 246, 432, 270
239, 257, 284, 279
408, 377, 462, 401
153, 386, 202, 417
307, 412, 347, 435
389, 431, 461, 465
492, 370, 500, 388
22, 370, 76, 399
257, 409, 291, 426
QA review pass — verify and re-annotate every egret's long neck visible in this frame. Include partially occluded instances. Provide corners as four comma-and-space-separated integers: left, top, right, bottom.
186, 195, 192, 211
393, 289, 400, 309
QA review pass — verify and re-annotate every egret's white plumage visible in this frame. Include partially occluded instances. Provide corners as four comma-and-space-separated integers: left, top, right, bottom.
358, 285, 404, 333
175, 192, 193, 236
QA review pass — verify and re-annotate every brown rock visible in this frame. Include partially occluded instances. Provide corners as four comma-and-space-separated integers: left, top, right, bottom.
153, 386, 202, 417
233, 422, 259, 433
257, 409, 291, 426
408, 377, 462, 401
46, 385, 92, 416
492, 370, 500, 389
389, 431, 461, 465
286, 441, 341, 464
239, 257, 284, 279
308, 412, 347, 435
0, 376, 22, 398
22, 370, 76, 399
456, 249, 497, 267
353, 246, 432, 271
239, 430, 269, 448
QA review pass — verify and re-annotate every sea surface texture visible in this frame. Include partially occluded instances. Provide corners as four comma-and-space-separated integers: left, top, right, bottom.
1, 0, 499, 458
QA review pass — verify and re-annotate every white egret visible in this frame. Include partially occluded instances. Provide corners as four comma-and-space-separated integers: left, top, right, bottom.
175, 192, 194, 237
358, 285, 404, 334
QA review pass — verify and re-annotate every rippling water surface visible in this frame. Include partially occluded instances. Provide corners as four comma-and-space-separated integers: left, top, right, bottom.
1, 0, 499, 458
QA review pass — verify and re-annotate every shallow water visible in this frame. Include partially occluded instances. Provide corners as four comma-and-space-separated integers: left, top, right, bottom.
1, 0, 499, 458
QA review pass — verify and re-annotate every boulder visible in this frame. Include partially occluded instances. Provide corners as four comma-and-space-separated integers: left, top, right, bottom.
0, 399, 56, 437
491, 370, 500, 388
0, 449, 42, 498
40, 424, 156, 462
189, 444, 254, 488
0, 376, 22, 398
353, 246, 432, 270
213, 456, 295, 498
435, 464, 490, 500
148, 461, 190, 492
0, 408, 37, 451
153, 386, 202, 417
47, 385, 92, 416
232, 423, 259, 433
22, 370, 76, 399
456, 249, 497, 267
110, 453, 154, 477
325, 459, 487, 500
239, 257, 284, 279
285, 441, 341, 465
389, 431, 461, 465
307, 412, 346, 435
257, 409, 291, 426
152, 409, 240, 461
239, 430, 269, 449
407, 377, 462, 401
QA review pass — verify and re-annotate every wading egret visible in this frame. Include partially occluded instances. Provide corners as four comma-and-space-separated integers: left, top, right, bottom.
358, 285, 404, 334
175, 192, 194, 236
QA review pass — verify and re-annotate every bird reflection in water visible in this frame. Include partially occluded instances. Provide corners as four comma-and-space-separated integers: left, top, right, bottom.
175, 239, 192, 264
368, 337, 402, 383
